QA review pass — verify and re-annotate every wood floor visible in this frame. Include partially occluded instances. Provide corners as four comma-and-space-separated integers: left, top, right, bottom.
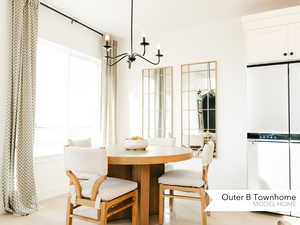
0, 195, 300, 225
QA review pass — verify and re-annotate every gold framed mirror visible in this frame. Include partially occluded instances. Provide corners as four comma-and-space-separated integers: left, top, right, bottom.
142, 66, 173, 138
181, 61, 217, 156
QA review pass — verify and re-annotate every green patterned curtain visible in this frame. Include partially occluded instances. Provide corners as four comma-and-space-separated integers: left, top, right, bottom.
1, 0, 39, 215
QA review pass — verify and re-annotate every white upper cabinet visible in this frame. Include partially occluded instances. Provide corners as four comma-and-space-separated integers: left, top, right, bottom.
245, 26, 288, 64
242, 6, 300, 65
289, 22, 300, 60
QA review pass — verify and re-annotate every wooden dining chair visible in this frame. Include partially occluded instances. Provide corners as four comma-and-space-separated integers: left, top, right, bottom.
64, 138, 95, 182
64, 147, 138, 225
158, 141, 215, 225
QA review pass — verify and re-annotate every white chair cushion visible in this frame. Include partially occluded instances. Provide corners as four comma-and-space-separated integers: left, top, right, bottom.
170, 158, 203, 171
189, 135, 204, 147
67, 138, 92, 147
158, 169, 204, 187
81, 177, 137, 201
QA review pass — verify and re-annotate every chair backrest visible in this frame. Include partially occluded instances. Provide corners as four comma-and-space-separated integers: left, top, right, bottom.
66, 138, 92, 148
189, 135, 204, 147
148, 138, 176, 147
201, 141, 215, 166
64, 147, 107, 178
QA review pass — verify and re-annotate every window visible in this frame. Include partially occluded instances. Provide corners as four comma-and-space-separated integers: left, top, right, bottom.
34, 39, 101, 157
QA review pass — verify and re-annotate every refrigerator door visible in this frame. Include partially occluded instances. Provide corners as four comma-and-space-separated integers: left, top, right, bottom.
290, 62, 300, 136
248, 141, 290, 190
248, 141, 290, 215
289, 62, 300, 217
247, 65, 289, 133
291, 143, 300, 217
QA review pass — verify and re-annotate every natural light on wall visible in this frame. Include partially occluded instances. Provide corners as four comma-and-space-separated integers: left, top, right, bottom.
34, 39, 101, 157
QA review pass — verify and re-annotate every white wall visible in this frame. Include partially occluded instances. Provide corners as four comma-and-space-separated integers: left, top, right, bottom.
39, 6, 102, 59
34, 155, 68, 201
117, 18, 247, 189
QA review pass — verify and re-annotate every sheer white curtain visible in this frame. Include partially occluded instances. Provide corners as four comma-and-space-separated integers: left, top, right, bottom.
100, 38, 117, 145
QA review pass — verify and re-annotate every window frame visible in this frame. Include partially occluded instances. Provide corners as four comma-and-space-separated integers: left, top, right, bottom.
34, 38, 102, 158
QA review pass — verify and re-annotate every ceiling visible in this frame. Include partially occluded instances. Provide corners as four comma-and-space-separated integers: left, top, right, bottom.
42, 0, 300, 38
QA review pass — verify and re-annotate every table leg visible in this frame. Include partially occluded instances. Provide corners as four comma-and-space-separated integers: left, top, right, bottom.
108, 164, 165, 225
132, 165, 150, 225
150, 164, 165, 215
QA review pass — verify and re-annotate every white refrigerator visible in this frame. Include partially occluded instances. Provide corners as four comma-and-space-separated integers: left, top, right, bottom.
247, 61, 300, 217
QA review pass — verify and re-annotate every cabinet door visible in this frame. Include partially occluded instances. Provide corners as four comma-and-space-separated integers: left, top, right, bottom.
289, 23, 300, 60
290, 143, 300, 217
248, 141, 290, 215
289, 62, 300, 134
247, 65, 289, 133
246, 26, 288, 64
247, 142, 290, 190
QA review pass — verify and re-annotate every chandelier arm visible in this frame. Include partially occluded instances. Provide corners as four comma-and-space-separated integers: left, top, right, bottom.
142, 45, 146, 56
136, 54, 160, 65
106, 52, 128, 59
108, 55, 128, 66
103, 0, 162, 68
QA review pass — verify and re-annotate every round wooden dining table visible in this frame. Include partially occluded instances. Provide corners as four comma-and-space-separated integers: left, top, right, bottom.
106, 145, 193, 225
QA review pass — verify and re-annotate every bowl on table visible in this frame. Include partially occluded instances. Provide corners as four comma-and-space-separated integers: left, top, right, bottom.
124, 137, 148, 151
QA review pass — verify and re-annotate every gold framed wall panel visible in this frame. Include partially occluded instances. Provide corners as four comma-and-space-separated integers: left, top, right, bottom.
142, 66, 173, 138
181, 61, 217, 157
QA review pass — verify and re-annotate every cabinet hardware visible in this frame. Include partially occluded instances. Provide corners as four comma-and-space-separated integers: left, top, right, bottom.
284, 53, 288, 56
290, 52, 294, 56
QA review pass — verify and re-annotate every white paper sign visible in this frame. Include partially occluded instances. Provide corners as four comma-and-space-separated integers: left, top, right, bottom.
206, 190, 300, 212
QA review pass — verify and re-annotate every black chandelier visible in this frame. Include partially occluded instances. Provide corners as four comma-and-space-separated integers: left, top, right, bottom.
103, 0, 163, 69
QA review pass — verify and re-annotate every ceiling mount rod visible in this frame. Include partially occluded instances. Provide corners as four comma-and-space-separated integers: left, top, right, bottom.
40, 2, 104, 37
130, 0, 133, 53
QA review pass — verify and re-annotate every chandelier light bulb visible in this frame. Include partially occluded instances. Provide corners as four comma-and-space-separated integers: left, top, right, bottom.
105, 34, 110, 41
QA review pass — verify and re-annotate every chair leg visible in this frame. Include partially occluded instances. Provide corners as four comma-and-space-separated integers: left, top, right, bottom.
97, 208, 102, 225
200, 188, 207, 225
169, 189, 174, 211
132, 190, 139, 225
206, 192, 211, 216
159, 184, 164, 225
66, 196, 73, 225
100, 202, 107, 225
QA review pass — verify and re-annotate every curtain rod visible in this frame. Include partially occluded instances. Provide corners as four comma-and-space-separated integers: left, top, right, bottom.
40, 2, 104, 37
